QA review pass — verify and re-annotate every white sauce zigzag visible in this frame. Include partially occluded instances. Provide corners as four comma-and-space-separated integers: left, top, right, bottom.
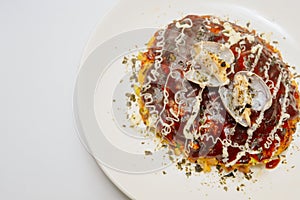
265, 69, 290, 149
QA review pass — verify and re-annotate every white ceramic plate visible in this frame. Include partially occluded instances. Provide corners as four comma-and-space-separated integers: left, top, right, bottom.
75, 0, 300, 199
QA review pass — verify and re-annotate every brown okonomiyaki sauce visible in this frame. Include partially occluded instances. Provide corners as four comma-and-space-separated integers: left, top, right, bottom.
134, 15, 300, 173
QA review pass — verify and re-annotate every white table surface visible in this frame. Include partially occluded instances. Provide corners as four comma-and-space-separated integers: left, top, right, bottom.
0, 0, 129, 199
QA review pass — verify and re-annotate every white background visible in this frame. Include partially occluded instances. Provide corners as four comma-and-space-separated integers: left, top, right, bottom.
0, 0, 129, 199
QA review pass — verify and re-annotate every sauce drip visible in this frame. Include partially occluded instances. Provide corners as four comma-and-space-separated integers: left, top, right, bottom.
265, 158, 281, 169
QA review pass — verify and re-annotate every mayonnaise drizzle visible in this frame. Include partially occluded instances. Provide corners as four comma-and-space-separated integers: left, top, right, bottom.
140, 28, 166, 126
175, 18, 193, 50
265, 69, 290, 149
183, 88, 204, 139
142, 29, 166, 87
250, 44, 263, 72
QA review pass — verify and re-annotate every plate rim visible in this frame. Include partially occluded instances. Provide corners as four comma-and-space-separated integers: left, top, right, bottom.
76, 0, 300, 199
